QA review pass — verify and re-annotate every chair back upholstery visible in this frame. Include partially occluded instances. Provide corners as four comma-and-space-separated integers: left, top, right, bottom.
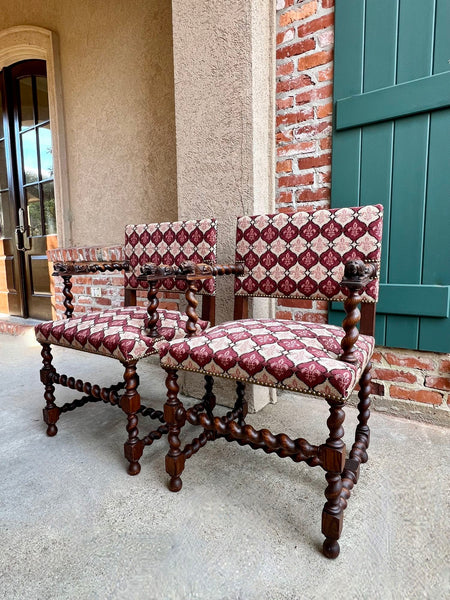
124, 219, 217, 294
234, 205, 383, 303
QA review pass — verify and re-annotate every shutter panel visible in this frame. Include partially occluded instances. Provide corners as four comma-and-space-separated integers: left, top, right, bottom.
330, 0, 450, 353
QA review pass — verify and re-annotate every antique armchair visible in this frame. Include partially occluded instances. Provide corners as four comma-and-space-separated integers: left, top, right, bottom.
158, 205, 383, 558
35, 219, 217, 475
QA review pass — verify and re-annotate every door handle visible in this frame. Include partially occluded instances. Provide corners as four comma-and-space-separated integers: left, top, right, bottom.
14, 225, 24, 251
14, 224, 29, 251
15, 208, 31, 251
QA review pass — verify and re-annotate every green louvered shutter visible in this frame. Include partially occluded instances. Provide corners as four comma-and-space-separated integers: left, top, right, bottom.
330, 0, 450, 353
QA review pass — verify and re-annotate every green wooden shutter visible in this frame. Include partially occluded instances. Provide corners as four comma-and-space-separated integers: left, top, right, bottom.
330, 0, 450, 353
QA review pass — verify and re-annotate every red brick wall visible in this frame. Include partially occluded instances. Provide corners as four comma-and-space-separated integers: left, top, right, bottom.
275, 0, 449, 419
48, 245, 179, 320
276, 0, 334, 325
52, 274, 180, 319
372, 350, 450, 407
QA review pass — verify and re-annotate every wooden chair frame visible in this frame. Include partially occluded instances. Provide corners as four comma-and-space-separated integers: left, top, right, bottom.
151, 208, 383, 558
37, 221, 217, 476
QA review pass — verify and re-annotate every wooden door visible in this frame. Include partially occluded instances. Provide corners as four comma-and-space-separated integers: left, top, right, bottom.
0, 72, 23, 316
0, 60, 55, 320
330, 0, 450, 353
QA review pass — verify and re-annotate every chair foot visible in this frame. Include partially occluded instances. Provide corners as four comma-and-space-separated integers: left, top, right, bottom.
41, 344, 60, 435
46, 424, 58, 437
169, 476, 182, 492
127, 461, 141, 476
323, 538, 340, 559
124, 439, 143, 475
121, 361, 143, 476
321, 403, 345, 559
164, 369, 186, 492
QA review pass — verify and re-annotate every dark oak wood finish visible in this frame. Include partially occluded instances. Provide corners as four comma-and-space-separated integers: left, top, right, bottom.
146, 281, 160, 337
121, 362, 143, 476
340, 260, 377, 363
321, 402, 346, 559
164, 369, 185, 492
61, 276, 74, 319
41, 343, 58, 437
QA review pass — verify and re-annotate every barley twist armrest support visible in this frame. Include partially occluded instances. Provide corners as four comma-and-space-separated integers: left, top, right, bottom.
178, 262, 245, 335
339, 260, 378, 364
138, 261, 245, 337
52, 261, 129, 319
137, 264, 192, 337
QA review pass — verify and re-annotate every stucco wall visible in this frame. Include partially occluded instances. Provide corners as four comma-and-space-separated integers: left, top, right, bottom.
171, 0, 276, 410
0, 0, 177, 246
172, 0, 276, 322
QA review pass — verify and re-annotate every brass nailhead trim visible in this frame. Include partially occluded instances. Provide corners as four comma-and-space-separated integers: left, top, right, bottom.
160, 362, 358, 403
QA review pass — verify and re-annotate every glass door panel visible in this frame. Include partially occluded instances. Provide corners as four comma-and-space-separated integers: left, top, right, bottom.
38, 124, 53, 178
21, 128, 39, 184
25, 185, 41, 236
36, 77, 49, 123
19, 77, 34, 130
42, 182, 56, 235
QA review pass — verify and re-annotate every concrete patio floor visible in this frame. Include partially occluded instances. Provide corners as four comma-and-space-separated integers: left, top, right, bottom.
0, 330, 448, 600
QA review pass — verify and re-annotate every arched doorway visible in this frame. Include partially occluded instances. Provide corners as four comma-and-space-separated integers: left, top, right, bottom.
0, 59, 55, 319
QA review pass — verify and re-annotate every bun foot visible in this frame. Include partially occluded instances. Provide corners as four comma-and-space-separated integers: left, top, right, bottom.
323, 538, 340, 559
46, 424, 58, 437
169, 476, 182, 492
127, 461, 141, 476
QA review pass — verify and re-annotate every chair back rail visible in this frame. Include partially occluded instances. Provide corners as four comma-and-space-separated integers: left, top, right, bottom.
233, 205, 383, 336
124, 218, 217, 323
124, 219, 217, 295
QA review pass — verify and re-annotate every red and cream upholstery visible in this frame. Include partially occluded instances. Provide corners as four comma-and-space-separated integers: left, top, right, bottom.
159, 318, 374, 401
36, 218, 217, 363
160, 205, 383, 398
124, 219, 217, 294
36, 307, 209, 363
235, 204, 383, 303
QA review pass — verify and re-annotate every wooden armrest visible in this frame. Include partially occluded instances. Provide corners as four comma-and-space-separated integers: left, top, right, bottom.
137, 263, 187, 282
182, 261, 245, 279
138, 261, 245, 282
52, 261, 129, 276
339, 260, 378, 364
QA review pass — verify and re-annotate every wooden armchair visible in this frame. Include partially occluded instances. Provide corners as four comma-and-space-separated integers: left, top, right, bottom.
158, 205, 383, 558
34, 219, 217, 475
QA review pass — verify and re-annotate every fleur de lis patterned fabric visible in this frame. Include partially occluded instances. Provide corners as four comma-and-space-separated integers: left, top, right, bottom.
159, 318, 374, 401
234, 205, 383, 302
124, 219, 218, 294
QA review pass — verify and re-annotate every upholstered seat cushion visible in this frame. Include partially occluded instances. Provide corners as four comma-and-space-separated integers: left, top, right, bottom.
159, 319, 375, 401
35, 307, 209, 363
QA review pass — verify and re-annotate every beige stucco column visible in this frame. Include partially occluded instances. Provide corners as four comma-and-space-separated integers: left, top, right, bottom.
171, 0, 276, 411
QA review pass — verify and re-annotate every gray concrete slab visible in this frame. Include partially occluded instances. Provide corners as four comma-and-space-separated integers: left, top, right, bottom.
0, 331, 449, 600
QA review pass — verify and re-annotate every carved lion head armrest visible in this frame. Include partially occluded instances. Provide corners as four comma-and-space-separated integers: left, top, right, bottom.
339, 260, 379, 365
